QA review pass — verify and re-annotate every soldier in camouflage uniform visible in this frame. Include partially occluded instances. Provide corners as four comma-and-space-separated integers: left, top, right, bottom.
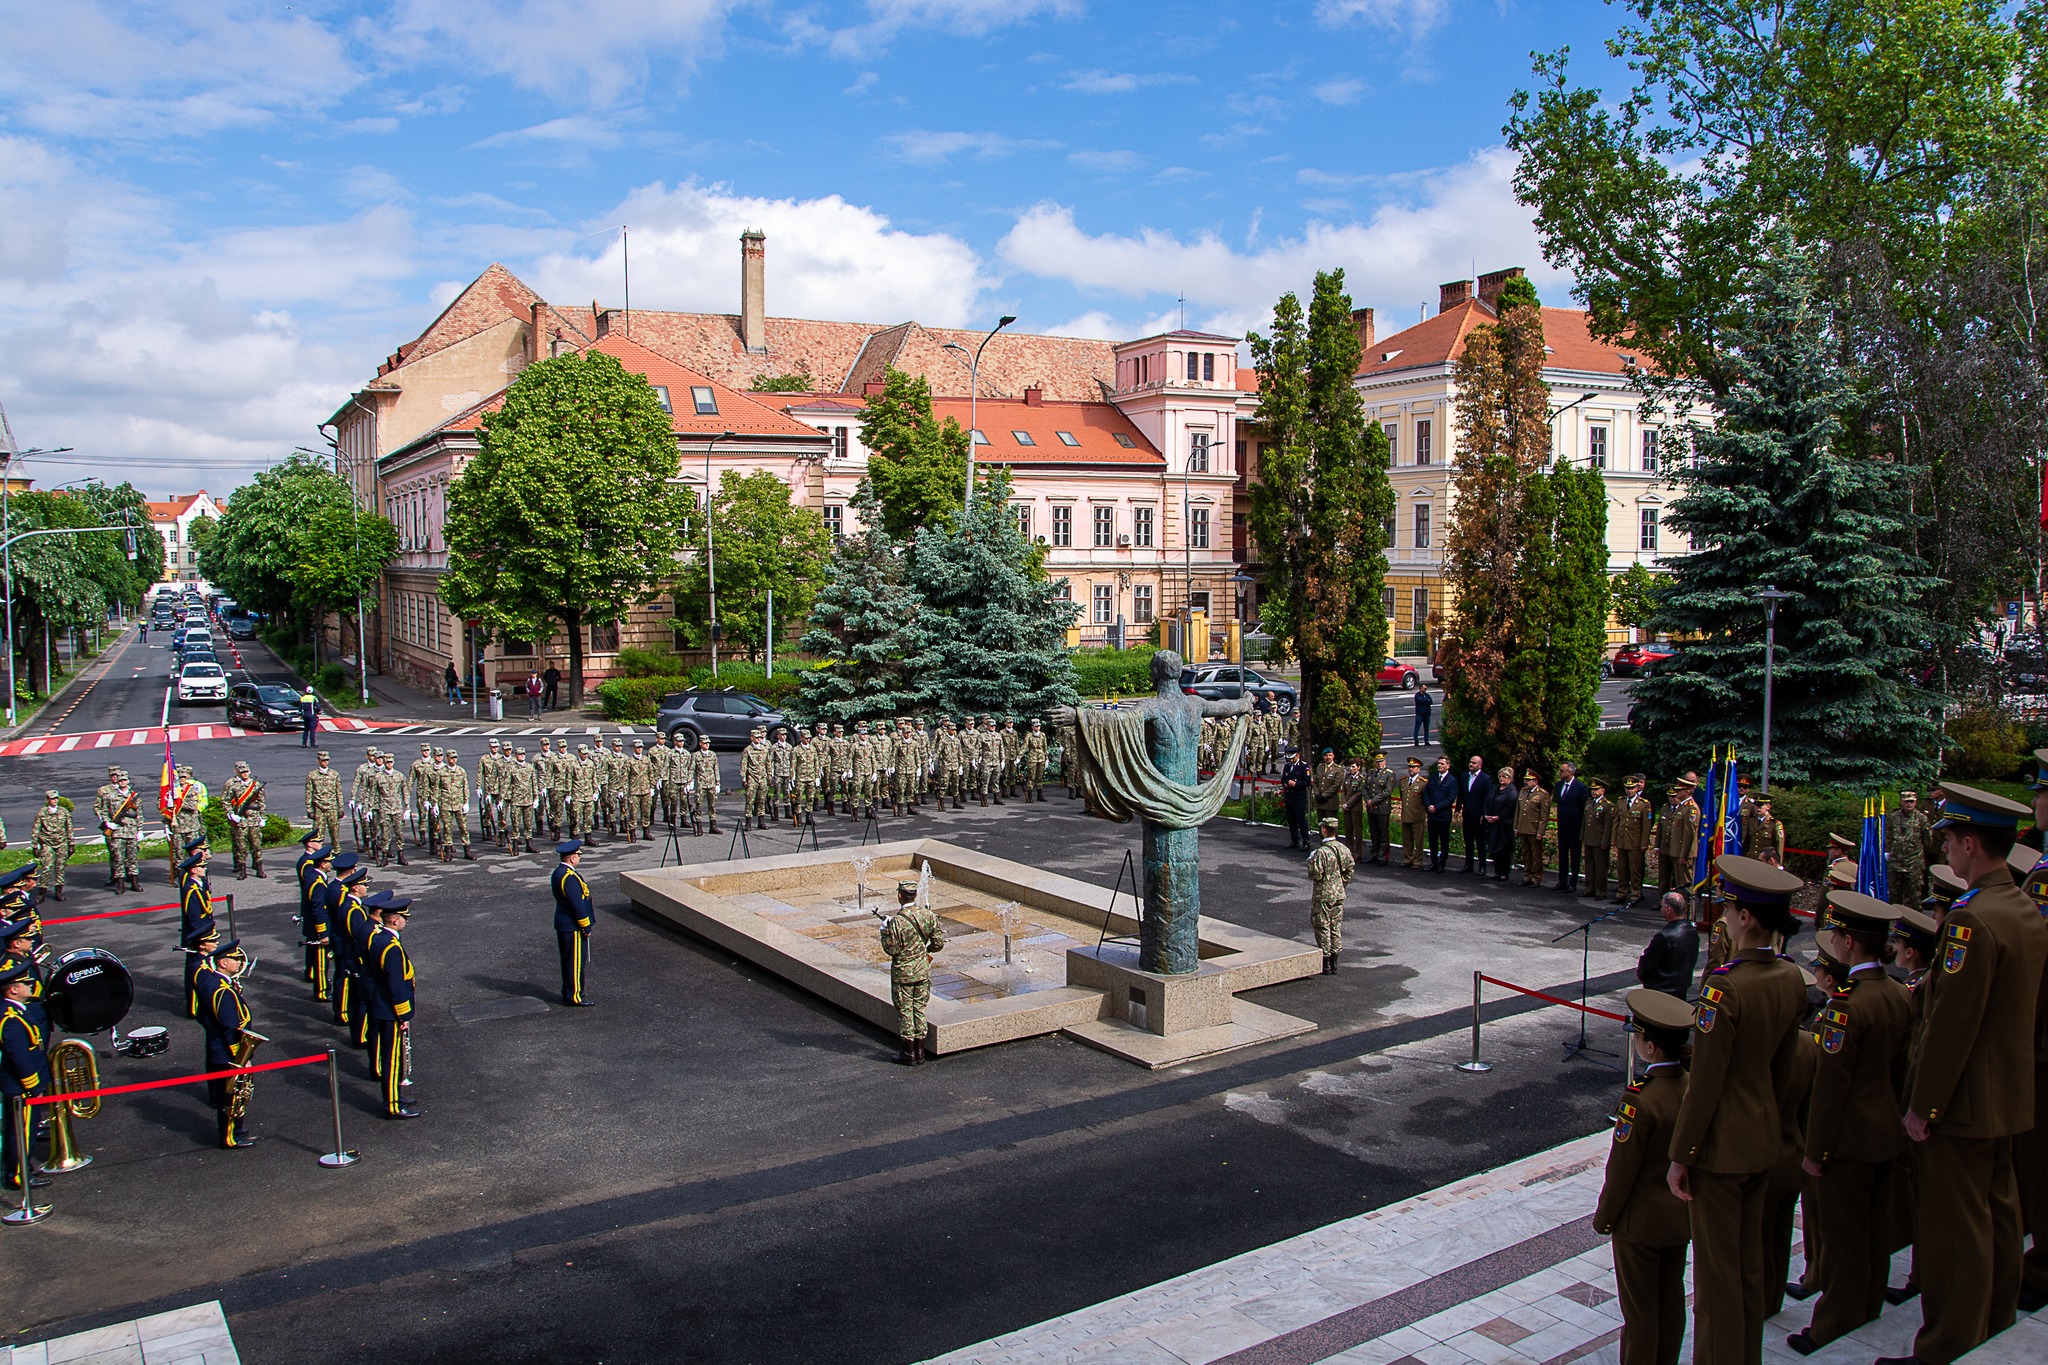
566, 744, 596, 842
847, 722, 877, 819
1307, 815, 1355, 974
609, 738, 633, 835
898, 718, 923, 812
223, 759, 267, 879
881, 879, 946, 1065
438, 750, 474, 860
741, 726, 772, 829
374, 751, 408, 866
1056, 718, 1079, 797
95, 765, 144, 892
627, 739, 655, 838
305, 749, 343, 853
938, 719, 966, 808
31, 789, 75, 901
166, 764, 206, 881
539, 737, 568, 839
915, 718, 936, 803
688, 733, 722, 834
408, 742, 436, 848
504, 747, 539, 852
1023, 719, 1049, 800
871, 721, 896, 816
982, 716, 1008, 805
1000, 718, 1022, 798
1887, 789, 1931, 909
813, 722, 836, 815
770, 726, 794, 819
477, 739, 502, 846
792, 729, 821, 824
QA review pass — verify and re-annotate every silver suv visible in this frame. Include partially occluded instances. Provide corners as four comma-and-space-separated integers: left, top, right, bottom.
656, 689, 789, 749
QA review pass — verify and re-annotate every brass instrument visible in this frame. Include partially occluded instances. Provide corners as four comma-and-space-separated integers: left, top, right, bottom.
400, 1023, 413, 1089
41, 1040, 100, 1174
225, 1029, 268, 1119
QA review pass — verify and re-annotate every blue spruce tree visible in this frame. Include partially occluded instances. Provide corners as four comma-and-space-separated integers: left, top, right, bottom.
794, 484, 940, 723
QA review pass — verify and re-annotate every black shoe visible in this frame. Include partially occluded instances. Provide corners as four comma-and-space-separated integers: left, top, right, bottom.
1783, 1280, 1815, 1302
1784, 1331, 1820, 1357
1884, 1283, 1920, 1306
2017, 1287, 2047, 1313
1873, 1356, 1934, 1365
225, 1135, 262, 1149
385, 1106, 423, 1120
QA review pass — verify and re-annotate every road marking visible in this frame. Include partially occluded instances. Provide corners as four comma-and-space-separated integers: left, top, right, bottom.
94, 733, 113, 748
160, 686, 171, 728
128, 731, 148, 745
451, 727, 477, 735
57, 736, 78, 752
517, 727, 539, 734
23, 740, 45, 754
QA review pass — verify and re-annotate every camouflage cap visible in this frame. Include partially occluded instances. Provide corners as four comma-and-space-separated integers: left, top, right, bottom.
234, 760, 250, 772
316, 750, 330, 760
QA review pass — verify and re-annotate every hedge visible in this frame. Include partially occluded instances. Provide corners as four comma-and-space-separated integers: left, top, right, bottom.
595, 676, 682, 723
1073, 648, 1156, 698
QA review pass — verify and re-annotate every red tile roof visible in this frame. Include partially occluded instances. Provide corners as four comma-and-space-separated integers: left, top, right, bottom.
1355, 302, 1644, 379
777, 393, 1164, 466
145, 492, 213, 523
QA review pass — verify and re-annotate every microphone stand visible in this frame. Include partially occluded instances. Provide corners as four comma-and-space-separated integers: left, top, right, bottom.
1554, 904, 1627, 1068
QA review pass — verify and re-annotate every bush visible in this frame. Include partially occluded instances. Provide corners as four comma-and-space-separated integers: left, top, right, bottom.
615, 645, 681, 678
595, 676, 683, 723
1943, 705, 2029, 781
317, 662, 349, 693
1072, 647, 1155, 698
1581, 729, 1645, 793
200, 798, 301, 848
681, 662, 805, 709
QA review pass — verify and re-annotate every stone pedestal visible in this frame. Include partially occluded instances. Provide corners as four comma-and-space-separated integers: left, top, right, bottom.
1065, 943, 1230, 1034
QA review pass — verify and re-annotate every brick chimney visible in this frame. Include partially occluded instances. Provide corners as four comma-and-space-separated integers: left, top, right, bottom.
741, 230, 767, 353
593, 302, 609, 339
1351, 307, 1374, 353
1024, 385, 1043, 407
862, 377, 886, 397
1439, 280, 1473, 313
1477, 267, 1526, 313
529, 302, 545, 364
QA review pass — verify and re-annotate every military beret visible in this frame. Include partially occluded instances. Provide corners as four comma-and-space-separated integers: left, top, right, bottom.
1624, 987, 1695, 1034
1932, 782, 2029, 831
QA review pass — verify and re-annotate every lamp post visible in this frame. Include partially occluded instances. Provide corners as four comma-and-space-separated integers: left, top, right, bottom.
1755, 585, 1794, 793
309, 434, 372, 706
0, 444, 74, 727
1546, 391, 1601, 462
702, 430, 736, 678
941, 315, 1016, 515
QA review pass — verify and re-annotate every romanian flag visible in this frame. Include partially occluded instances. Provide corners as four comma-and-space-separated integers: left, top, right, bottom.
158, 733, 176, 820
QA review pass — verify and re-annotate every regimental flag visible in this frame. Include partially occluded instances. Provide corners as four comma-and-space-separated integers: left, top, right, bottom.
1857, 796, 1889, 901
1693, 746, 1723, 892
1720, 750, 1743, 858
158, 733, 176, 820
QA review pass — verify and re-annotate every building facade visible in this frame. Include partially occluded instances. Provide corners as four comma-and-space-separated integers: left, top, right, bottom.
145, 491, 224, 585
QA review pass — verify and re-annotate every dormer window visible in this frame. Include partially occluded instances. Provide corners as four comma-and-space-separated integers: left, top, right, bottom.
1113, 432, 1136, 449
1055, 430, 1080, 446
690, 386, 718, 415
971, 429, 990, 445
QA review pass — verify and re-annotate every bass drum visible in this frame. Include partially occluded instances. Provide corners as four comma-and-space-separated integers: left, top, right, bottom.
45, 947, 136, 1033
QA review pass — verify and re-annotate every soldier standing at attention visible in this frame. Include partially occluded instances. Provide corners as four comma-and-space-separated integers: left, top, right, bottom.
438, 751, 474, 861
1399, 757, 1428, 868
1, 958, 49, 1191
551, 840, 594, 1006
408, 743, 435, 848
299, 842, 334, 1003
350, 747, 376, 851
821, 722, 844, 815
689, 734, 722, 835
1654, 778, 1699, 896
791, 730, 821, 824
1785, 890, 1910, 1355
305, 750, 342, 853
1614, 774, 1653, 908
741, 727, 771, 829
1750, 797, 1786, 867
1023, 719, 1049, 801
627, 739, 654, 840
937, 720, 965, 809
1307, 816, 1355, 974
881, 879, 945, 1066
166, 764, 206, 882
1888, 789, 1932, 910
96, 766, 144, 894
30, 790, 73, 902
1665, 855, 1808, 1365
2015, 751, 2048, 1314
476, 740, 501, 847
375, 751, 408, 866
1311, 747, 1344, 836
769, 726, 795, 820
224, 761, 266, 879
1357, 752, 1394, 866
1595, 989, 1696, 1365
194, 938, 260, 1148
504, 748, 537, 852
363, 893, 422, 1120
1515, 768, 1553, 887
1582, 778, 1615, 900
1880, 783, 2047, 1365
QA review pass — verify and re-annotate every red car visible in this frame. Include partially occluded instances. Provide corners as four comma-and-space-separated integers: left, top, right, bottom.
1607, 645, 1675, 678
1376, 657, 1421, 690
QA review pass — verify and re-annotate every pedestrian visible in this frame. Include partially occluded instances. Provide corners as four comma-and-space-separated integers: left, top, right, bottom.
1485, 765, 1517, 879
1636, 892, 1699, 997
1307, 816, 1355, 974
1411, 685, 1433, 747
1667, 855, 1807, 1365
1280, 748, 1312, 850
525, 670, 542, 717
550, 840, 594, 1006
443, 662, 461, 706
542, 661, 561, 711
1423, 755, 1456, 873
299, 685, 320, 747
1554, 761, 1589, 892
1459, 755, 1493, 874
1595, 988, 1696, 1365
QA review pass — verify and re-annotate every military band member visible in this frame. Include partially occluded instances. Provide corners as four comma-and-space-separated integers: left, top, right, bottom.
305, 749, 342, 852
29, 791, 73, 902
1596, 988, 1695, 1365
1882, 783, 2048, 1365
1614, 774, 1653, 907
223, 761, 266, 879
1, 958, 50, 1192
881, 880, 944, 1065
552, 841, 594, 1006
324, 856, 366, 1029
95, 766, 144, 893
363, 892, 422, 1119
299, 842, 334, 1003
1515, 768, 1552, 885
1666, 855, 1807, 1365
177, 846, 213, 1018
195, 938, 260, 1148
1308, 816, 1355, 974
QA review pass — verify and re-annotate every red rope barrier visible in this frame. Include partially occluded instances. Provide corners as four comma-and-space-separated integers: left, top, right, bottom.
24, 1051, 327, 1106
42, 893, 229, 927
1477, 973, 1628, 1022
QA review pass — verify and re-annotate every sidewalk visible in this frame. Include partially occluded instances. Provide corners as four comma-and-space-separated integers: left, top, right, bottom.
5, 1300, 238, 1365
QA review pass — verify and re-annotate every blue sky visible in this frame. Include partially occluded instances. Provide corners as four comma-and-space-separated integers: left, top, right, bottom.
0, 0, 1634, 495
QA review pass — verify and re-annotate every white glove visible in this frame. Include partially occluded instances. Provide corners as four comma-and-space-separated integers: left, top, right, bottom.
226, 812, 241, 824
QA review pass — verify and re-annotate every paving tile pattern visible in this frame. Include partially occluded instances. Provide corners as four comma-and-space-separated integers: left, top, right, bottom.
6, 1301, 238, 1365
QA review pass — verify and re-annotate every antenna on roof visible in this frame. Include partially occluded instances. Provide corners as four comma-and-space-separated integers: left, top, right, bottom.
621, 225, 630, 339
1178, 293, 1185, 330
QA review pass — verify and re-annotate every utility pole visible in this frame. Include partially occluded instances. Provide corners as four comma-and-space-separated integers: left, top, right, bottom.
1756, 585, 1794, 793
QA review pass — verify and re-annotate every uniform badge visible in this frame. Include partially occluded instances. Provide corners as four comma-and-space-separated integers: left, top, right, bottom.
1614, 1100, 1636, 1142
1697, 1003, 1718, 1033
1821, 1010, 1847, 1053
1943, 923, 1972, 974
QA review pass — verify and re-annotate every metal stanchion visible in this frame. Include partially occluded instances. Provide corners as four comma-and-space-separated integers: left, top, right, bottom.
317, 1049, 358, 1169
1455, 970, 1491, 1073
2, 1097, 51, 1224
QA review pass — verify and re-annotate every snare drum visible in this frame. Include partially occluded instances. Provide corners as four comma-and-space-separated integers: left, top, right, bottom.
116, 1025, 170, 1058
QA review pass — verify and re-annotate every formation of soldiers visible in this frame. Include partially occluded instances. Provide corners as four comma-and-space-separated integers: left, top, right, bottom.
1589, 769, 2048, 1365
729, 715, 1056, 829
1201, 702, 1296, 778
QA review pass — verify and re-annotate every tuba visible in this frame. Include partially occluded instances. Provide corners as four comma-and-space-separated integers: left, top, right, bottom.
225, 1030, 266, 1119
41, 1039, 100, 1174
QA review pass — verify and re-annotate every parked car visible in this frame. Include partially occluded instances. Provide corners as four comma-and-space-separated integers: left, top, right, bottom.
226, 681, 306, 731
176, 661, 228, 705
1179, 665, 1297, 713
1377, 657, 1421, 690
1608, 645, 1675, 678
655, 689, 789, 749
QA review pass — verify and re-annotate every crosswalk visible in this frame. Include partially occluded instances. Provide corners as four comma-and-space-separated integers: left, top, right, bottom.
0, 716, 383, 758
378, 722, 646, 737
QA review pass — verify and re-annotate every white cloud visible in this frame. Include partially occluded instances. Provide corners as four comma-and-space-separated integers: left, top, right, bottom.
844, 71, 881, 95
1061, 70, 1195, 94
473, 116, 628, 151
383, 0, 742, 104
1311, 77, 1368, 105
827, 0, 1083, 57
883, 129, 1060, 164
998, 146, 1565, 338
1315, 0, 1452, 39
528, 180, 996, 327
1067, 149, 1141, 174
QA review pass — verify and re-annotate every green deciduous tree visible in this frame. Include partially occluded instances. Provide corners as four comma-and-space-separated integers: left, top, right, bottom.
1246, 268, 1394, 757
72, 482, 164, 609
202, 455, 348, 622
1609, 562, 1662, 636
1630, 249, 1939, 784
861, 368, 970, 542
293, 503, 400, 671
443, 349, 691, 707
673, 469, 832, 661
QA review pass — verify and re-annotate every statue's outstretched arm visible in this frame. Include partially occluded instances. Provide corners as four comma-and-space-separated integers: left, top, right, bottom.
1199, 695, 1254, 718
1047, 705, 1079, 727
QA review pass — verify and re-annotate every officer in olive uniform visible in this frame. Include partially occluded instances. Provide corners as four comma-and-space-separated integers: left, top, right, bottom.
1889, 790, 1932, 910
2014, 751, 2048, 1313
1654, 779, 1698, 895
881, 879, 945, 1065
1596, 988, 1695, 1365
1307, 816, 1355, 974
1581, 777, 1615, 900
1514, 768, 1552, 886
1614, 775, 1653, 907
95, 766, 144, 893
551, 841, 594, 1006
1357, 753, 1395, 866
1785, 890, 1910, 1354
1882, 783, 2048, 1365
1667, 855, 1807, 1365
1311, 747, 1344, 835
1399, 757, 1429, 867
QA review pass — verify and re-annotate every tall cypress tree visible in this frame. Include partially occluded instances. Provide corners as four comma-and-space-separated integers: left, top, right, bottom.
1630, 248, 1937, 784
1247, 268, 1393, 757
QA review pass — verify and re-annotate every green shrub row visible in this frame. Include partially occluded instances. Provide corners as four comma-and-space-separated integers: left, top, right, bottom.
1072, 647, 1156, 698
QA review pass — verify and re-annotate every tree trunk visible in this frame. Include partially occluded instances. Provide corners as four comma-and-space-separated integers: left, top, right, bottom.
565, 608, 584, 709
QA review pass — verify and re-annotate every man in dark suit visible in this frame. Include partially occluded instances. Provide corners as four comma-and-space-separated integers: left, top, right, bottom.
1554, 760, 1590, 892
1279, 749, 1313, 850
1424, 755, 1458, 873
1458, 755, 1493, 874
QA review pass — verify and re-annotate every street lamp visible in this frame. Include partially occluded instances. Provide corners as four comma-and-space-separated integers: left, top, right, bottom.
1755, 585, 1795, 793
702, 430, 736, 677
941, 314, 1016, 515
309, 433, 372, 706
1546, 391, 1601, 464
0, 443, 74, 726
